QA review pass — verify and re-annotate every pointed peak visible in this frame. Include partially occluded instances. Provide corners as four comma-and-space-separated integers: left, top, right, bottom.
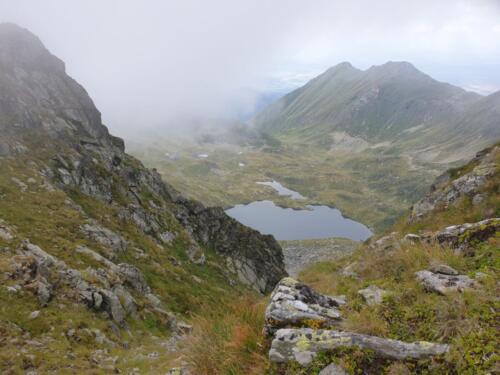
335, 61, 355, 69
327, 61, 357, 72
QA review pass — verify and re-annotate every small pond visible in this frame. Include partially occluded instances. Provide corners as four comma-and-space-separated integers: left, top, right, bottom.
256, 180, 306, 200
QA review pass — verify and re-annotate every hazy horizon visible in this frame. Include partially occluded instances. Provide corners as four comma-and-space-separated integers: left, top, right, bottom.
1, 0, 499, 134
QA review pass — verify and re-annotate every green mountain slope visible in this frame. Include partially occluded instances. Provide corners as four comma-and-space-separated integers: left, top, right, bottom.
254, 62, 499, 163
254, 62, 479, 139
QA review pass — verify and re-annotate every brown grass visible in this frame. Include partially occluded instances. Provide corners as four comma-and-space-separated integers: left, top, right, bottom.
182, 295, 270, 375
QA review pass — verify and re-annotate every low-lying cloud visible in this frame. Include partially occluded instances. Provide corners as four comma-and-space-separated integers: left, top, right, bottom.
1, 0, 499, 133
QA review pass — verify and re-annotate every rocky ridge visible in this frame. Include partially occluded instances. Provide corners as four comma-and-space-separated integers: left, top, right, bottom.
0, 23, 286, 373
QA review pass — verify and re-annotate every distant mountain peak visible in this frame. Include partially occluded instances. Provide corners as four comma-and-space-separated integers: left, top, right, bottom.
324, 61, 358, 75
367, 61, 421, 76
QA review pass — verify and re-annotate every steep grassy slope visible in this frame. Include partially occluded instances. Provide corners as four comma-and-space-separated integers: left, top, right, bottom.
0, 154, 257, 373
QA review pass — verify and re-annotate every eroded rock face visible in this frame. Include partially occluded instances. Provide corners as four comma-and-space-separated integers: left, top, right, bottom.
269, 328, 450, 366
415, 270, 477, 295
176, 201, 287, 293
264, 278, 344, 336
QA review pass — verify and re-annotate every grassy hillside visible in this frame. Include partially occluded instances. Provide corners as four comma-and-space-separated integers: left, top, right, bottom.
0, 150, 262, 373
253, 62, 498, 165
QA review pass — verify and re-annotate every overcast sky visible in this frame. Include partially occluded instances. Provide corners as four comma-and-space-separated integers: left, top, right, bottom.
1, 0, 499, 132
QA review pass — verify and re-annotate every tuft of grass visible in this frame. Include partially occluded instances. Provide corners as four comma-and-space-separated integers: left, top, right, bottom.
182, 295, 270, 375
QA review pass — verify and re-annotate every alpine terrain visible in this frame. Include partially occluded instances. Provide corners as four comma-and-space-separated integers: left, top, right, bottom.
0, 23, 498, 375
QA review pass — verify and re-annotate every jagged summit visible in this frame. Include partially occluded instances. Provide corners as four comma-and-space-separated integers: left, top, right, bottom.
0, 22, 122, 151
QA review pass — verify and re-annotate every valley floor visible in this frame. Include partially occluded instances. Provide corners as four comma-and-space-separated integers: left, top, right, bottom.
127, 133, 444, 232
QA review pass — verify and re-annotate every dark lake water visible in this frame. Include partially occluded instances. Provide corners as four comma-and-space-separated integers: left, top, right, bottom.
225, 200, 372, 241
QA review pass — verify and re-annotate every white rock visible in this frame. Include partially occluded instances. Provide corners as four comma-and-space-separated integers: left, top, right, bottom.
29, 310, 40, 320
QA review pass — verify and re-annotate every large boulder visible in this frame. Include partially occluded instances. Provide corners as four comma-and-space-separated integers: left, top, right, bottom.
264, 278, 344, 336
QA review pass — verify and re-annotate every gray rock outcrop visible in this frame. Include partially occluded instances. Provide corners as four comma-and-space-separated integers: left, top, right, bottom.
0, 220, 14, 241
264, 278, 344, 336
80, 224, 128, 257
410, 146, 498, 221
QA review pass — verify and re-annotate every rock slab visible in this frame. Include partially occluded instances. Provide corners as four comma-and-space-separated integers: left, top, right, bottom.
269, 328, 450, 366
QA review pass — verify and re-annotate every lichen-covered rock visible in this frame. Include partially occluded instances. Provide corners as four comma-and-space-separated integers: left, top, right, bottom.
165, 368, 190, 375
264, 278, 344, 336
370, 233, 399, 251
415, 270, 478, 295
98, 289, 126, 326
358, 285, 389, 305
340, 262, 359, 279
111, 285, 137, 316
403, 233, 421, 243
432, 218, 499, 255
185, 242, 206, 265
269, 328, 450, 366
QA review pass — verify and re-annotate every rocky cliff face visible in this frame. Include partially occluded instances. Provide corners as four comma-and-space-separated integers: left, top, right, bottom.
0, 23, 286, 293
410, 142, 499, 222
